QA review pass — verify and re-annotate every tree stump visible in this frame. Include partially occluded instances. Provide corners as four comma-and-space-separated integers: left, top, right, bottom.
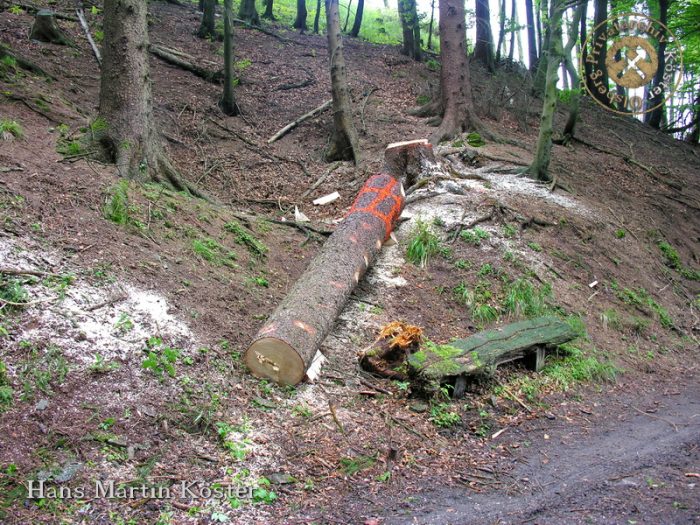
29, 10, 74, 46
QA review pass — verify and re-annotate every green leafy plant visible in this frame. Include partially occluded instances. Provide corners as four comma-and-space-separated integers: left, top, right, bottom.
89, 353, 120, 373
527, 241, 543, 252
252, 478, 277, 505
192, 238, 237, 267
460, 227, 489, 245
114, 312, 134, 333
224, 220, 268, 257
615, 229, 626, 238
613, 284, 673, 328
103, 180, 131, 225
0, 360, 13, 413
406, 219, 441, 267
215, 421, 251, 461
502, 278, 553, 318
466, 132, 485, 147
142, 337, 181, 379
542, 344, 619, 390
18, 344, 68, 400
8, 5, 23, 14
339, 455, 376, 475
429, 402, 461, 428
658, 241, 699, 281
502, 223, 517, 238
0, 119, 23, 140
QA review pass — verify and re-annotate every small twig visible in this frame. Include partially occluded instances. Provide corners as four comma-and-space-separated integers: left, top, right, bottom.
0, 297, 53, 307
301, 162, 341, 199
328, 400, 345, 434
496, 380, 532, 413
0, 268, 62, 278
85, 293, 128, 312
359, 378, 392, 395
630, 405, 679, 432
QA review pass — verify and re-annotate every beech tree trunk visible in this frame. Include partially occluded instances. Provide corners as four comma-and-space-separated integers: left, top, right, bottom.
349, 0, 364, 37
431, 0, 480, 144
221, 0, 238, 115
559, 3, 584, 143
527, 0, 563, 182
294, 0, 308, 31
427, 0, 436, 50
645, 0, 668, 128
508, 0, 516, 62
474, 0, 495, 71
324, 0, 360, 163
245, 172, 406, 385
238, 0, 259, 25
398, 0, 421, 61
263, 0, 275, 19
525, 0, 537, 71
198, 0, 216, 39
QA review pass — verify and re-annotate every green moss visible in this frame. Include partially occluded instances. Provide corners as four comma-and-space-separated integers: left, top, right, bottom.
224, 220, 268, 257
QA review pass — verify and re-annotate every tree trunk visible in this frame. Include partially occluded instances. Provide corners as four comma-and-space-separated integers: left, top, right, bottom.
559, 2, 584, 143
198, 0, 217, 38
535, 0, 543, 59
580, 0, 591, 86
495, 0, 506, 62
427, 0, 436, 50
474, 0, 495, 71
294, 0, 308, 31
349, 0, 364, 37
325, 0, 360, 162
532, 0, 550, 95
508, 0, 516, 62
588, 0, 608, 106
644, 0, 668, 128
30, 10, 73, 46
238, 0, 259, 25
245, 172, 405, 385
343, 0, 353, 32
431, 0, 480, 144
313, 0, 322, 32
263, 0, 275, 20
527, 0, 563, 182
98, 0, 197, 194
221, 0, 239, 115
398, 0, 421, 60
524, 0, 537, 71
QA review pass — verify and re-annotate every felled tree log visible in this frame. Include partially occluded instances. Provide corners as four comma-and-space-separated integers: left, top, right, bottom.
407, 316, 578, 395
149, 44, 223, 83
29, 10, 74, 46
384, 139, 435, 187
245, 173, 405, 385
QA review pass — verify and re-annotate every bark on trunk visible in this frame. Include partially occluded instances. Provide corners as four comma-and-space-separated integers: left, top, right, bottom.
473, 0, 495, 71
532, 0, 550, 95
313, 0, 322, 32
589, 0, 609, 107
431, 0, 480, 144
221, 0, 239, 115
245, 173, 405, 385
294, 0, 308, 31
427, 0, 436, 50
263, 0, 275, 19
198, 0, 216, 38
349, 0, 364, 37
30, 10, 73, 46
527, 0, 563, 182
559, 2, 584, 143
324, 0, 360, 163
525, 0, 537, 71
238, 0, 259, 25
495, 0, 505, 62
398, 0, 421, 60
644, 0, 668, 128
508, 0, 516, 61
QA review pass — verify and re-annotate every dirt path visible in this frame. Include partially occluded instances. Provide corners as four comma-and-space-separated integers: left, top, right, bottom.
383, 376, 700, 525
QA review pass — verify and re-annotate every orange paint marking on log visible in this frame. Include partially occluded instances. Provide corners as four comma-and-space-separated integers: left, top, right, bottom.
293, 320, 317, 335
349, 234, 358, 244
258, 323, 277, 335
330, 281, 345, 289
348, 174, 404, 240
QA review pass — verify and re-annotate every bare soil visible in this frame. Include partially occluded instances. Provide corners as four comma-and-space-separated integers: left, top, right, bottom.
1, 1, 699, 524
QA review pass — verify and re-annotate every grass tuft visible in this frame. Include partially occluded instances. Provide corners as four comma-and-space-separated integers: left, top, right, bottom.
0, 119, 23, 140
406, 219, 441, 267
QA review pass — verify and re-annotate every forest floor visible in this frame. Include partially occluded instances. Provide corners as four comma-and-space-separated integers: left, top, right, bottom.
1, 1, 699, 524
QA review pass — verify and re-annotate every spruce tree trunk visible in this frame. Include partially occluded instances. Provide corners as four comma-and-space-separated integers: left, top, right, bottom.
98, 0, 161, 180
495, 0, 506, 62
508, 0, 516, 61
398, 0, 421, 60
473, 0, 495, 71
263, 0, 275, 20
294, 0, 308, 31
221, 0, 239, 116
238, 0, 259, 25
324, 0, 360, 163
431, 0, 480, 144
589, 0, 608, 106
197, 0, 217, 39
313, 0, 322, 32
427, 0, 436, 50
527, 0, 563, 182
349, 0, 364, 37
644, 0, 668, 128
525, 0, 537, 71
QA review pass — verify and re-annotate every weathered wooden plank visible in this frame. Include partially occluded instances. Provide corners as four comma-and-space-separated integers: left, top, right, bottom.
407, 316, 577, 382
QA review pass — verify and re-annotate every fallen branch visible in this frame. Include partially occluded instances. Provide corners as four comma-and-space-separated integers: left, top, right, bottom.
359, 378, 392, 395
232, 17, 302, 45
275, 77, 314, 91
76, 5, 102, 66
149, 44, 222, 83
0, 267, 63, 278
267, 99, 332, 144
85, 293, 128, 312
449, 209, 494, 242
630, 405, 679, 433
301, 162, 341, 199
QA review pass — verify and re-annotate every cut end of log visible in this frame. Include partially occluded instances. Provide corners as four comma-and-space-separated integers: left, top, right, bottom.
244, 337, 306, 385
386, 139, 430, 150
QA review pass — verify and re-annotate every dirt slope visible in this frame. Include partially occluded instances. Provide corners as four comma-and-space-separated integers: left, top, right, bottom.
1, 1, 699, 524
